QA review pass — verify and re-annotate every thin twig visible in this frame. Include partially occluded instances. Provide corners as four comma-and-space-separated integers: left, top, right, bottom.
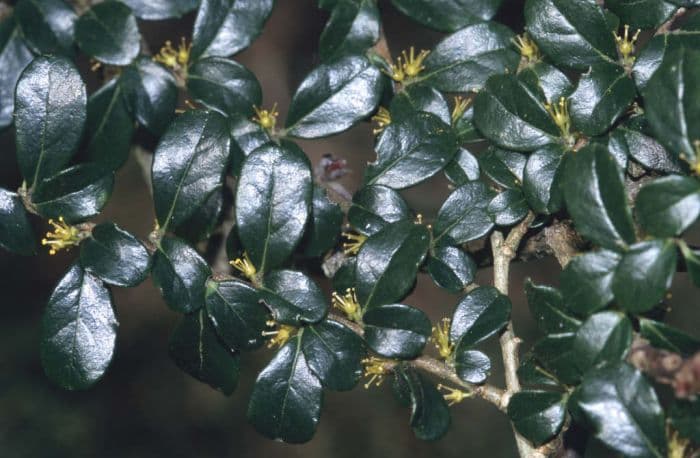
329, 313, 507, 411
492, 212, 546, 458
656, 7, 687, 35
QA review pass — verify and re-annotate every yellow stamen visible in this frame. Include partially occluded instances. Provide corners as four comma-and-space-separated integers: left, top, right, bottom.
544, 97, 572, 141
252, 103, 278, 130
332, 288, 363, 322
614, 25, 641, 66
668, 425, 690, 458
229, 252, 257, 281
41, 217, 82, 255
361, 356, 393, 389
451, 96, 470, 124
692, 141, 700, 176
414, 214, 424, 225
431, 318, 454, 360
342, 231, 367, 256
384, 47, 430, 82
372, 106, 391, 135
154, 37, 191, 69
90, 59, 102, 72
437, 384, 472, 406
513, 34, 540, 64
261, 320, 296, 349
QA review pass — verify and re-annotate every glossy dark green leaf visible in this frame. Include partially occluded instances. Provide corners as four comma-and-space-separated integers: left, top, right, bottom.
427, 244, 476, 294
479, 148, 526, 189
518, 62, 574, 104
32, 164, 114, 223
301, 319, 364, 391
332, 256, 356, 293
121, 0, 198, 20
285, 55, 382, 138
606, 0, 677, 29
639, 318, 700, 355
319, 0, 379, 61
608, 118, 682, 173
508, 390, 566, 446
487, 189, 528, 226
299, 187, 342, 258
151, 237, 211, 313
563, 144, 635, 251
355, 220, 430, 308
235, 142, 312, 272
228, 113, 272, 174
191, 0, 274, 60
573, 311, 632, 373
390, 0, 502, 32
525, 280, 580, 334
450, 286, 511, 347
389, 84, 451, 125
121, 57, 177, 136
247, 334, 323, 444
444, 148, 480, 185
669, 399, 700, 443
523, 145, 566, 214
15, 56, 86, 187
40, 264, 116, 390
453, 105, 483, 144
570, 63, 636, 136
174, 188, 223, 243
433, 181, 495, 244
364, 112, 457, 189
524, 0, 617, 69
79, 222, 150, 287
205, 279, 268, 351
560, 250, 620, 316
0, 16, 33, 129
636, 175, 700, 237
169, 308, 239, 395
418, 22, 518, 92
473, 74, 560, 151
643, 46, 700, 164
518, 355, 560, 387
681, 244, 700, 287
454, 346, 490, 384
84, 79, 134, 171
153, 110, 230, 232
396, 365, 451, 441
574, 362, 667, 457
260, 270, 327, 325
74, 1, 140, 66
612, 239, 677, 313
15, 0, 76, 55
0, 188, 36, 255
188, 57, 262, 118
363, 303, 431, 359
348, 185, 410, 236
532, 333, 580, 385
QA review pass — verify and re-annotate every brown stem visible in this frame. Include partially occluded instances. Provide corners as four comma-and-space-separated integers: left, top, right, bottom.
492, 212, 546, 458
656, 7, 687, 35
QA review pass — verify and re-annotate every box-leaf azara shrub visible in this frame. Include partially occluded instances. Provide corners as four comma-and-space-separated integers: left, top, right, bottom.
2, 0, 700, 456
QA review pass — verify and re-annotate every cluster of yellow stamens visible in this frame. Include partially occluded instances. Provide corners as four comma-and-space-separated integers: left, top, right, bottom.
252, 103, 278, 131
41, 217, 83, 255
332, 288, 363, 323
691, 141, 700, 176
544, 97, 572, 142
513, 34, 540, 64
262, 320, 296, 349
342, 231, 367, 256
668, 425, 690, 458
451, 96, 470, 124
437, 384, 472, 406
431, 318, 454, 360
229, 252, 257, 281
154, 37, 191, 69
386, 47, 430, 82
614, 25, 641, 66
371, 106, 391, 135
361, 356, 393, 389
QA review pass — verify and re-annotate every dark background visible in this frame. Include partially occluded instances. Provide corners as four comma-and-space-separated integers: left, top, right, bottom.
0, 1, 697, 457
